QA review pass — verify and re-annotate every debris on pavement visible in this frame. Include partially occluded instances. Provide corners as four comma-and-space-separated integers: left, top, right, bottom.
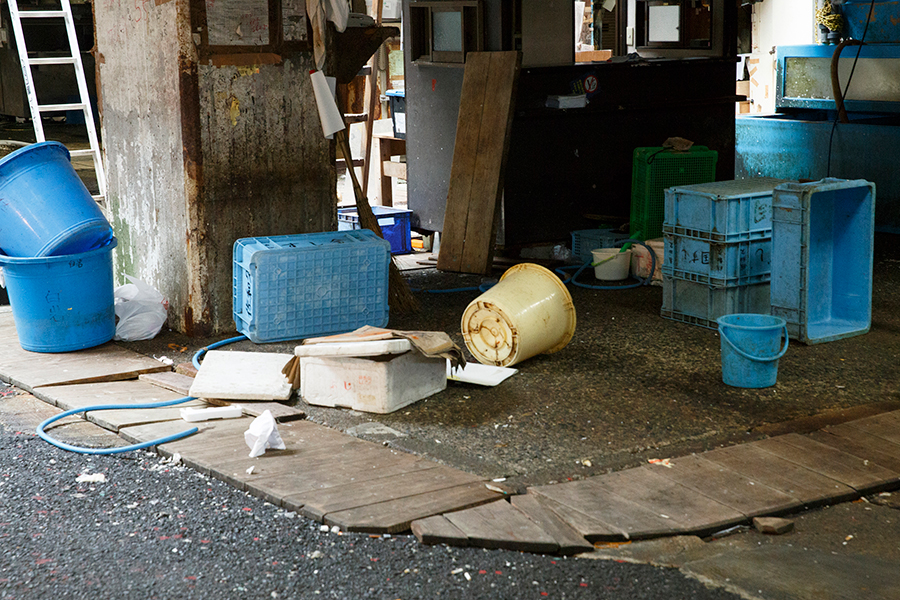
244, 410, 286, 458
752, 516, 795, 535
76, 473, 107, 483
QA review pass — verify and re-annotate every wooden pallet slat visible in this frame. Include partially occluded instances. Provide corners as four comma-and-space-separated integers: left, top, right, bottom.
437, 51, 521, 275
528, 478, 685, 540
324, 482, 502, 534
411, 515, 470, 547
509, 494, 595, 555
702, 442, 858, 507
653, 454, 803, 518
444, 498, 559, 553
293, 466, 483, 521
753, 433, 899, 494
811, 423, 900, 473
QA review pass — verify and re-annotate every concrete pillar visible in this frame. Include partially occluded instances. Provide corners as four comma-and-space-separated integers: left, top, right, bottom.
95, 0, 335, 337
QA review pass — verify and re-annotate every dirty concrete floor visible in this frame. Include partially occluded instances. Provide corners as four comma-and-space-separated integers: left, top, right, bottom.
8, 119, 899, 491
119, 232, 900, 491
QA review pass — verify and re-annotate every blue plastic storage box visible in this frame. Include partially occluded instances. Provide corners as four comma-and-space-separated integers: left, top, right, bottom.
662, 233, 771, 287
570, 228, 630, 264
338, 205, 412, 254
233, 230, 391, 343
661, 277, 771, 330
663, 178, 789, 242
771, 178, 875, 344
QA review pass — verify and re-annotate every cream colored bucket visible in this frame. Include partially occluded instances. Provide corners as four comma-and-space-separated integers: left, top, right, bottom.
591, 248, 632, 280
461, 263, 576, 367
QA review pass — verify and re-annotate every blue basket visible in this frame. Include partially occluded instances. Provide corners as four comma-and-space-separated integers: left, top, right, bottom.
663, 178, 788, 243
570, 229, 630, 264
771, 178, 875, 344
233, 230, 391, 343
338, 206, 412, 254
661, 277, 771, 330
0, 238, 117, 352
662, 233, 771, 288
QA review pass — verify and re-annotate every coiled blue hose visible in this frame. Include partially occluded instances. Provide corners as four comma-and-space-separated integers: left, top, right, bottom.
37, 334, 251, 454
555, 238, 657, 290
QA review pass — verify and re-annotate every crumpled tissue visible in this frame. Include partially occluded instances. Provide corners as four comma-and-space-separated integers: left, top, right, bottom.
243, 410, 286, 458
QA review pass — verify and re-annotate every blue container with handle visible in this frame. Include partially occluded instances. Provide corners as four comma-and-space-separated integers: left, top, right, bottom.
0, 238, 117, 352
717, 313, 788, 388
0, 141, 113, 257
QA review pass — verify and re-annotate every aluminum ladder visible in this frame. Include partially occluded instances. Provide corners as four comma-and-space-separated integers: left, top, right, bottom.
6, 0, 106, 202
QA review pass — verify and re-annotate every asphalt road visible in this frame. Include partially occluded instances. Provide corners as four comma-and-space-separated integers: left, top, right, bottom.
0, 385, 742, 600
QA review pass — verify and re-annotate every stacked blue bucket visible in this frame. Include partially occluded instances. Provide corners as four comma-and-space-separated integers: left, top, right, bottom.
0, 142, 116, 352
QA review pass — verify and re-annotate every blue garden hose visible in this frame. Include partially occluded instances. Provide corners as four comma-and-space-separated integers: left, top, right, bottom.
37, 334, 251, 455
555, 239, 657, 290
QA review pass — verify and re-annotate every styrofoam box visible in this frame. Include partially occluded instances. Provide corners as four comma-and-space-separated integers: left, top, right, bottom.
662, 233, 771, 287
771, 178, 875, 344
661, 276, 771, 330
663, 178, 790, 243
300, 351, 447, 414
233, 230, 390, 343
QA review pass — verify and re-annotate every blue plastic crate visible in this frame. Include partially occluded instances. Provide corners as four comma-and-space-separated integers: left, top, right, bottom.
233, 230, 391, 343
661, 277, 771, 330
663, 178, 789, 243
338, 205, 412, 254
570, 228, 630, 264
662, 233, 771, 288
771, 178, 875, 344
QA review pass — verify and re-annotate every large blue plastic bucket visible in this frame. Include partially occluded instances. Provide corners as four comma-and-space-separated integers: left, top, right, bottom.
0, 141, 113, 257
717, 313, 789, 388
0, 238, 117, 352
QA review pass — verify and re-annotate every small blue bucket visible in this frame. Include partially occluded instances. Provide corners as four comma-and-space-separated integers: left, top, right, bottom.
717, 313, 789, 388
0, 238, 117, 353
0, 141, 113, 257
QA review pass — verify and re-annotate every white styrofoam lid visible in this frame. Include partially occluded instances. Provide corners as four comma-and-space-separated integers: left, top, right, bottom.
189, 350, 293, 401
294, 338, 411, 358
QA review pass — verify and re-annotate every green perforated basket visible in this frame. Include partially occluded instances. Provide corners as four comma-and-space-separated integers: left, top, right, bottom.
630, 146, 718, 240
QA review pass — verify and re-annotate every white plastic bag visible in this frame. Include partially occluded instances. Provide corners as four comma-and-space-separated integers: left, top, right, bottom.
244, 410, 286, 458
113, 275, 168, 341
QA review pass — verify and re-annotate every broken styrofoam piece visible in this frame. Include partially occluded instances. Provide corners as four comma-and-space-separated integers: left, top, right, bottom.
180, 405, 243, 422
189, 350, 293, 401
244, 410, 286, 458
446, 360, 517, 386
294, 338, 411, 358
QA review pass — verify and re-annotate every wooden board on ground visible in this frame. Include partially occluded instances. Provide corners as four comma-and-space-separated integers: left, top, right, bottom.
32, 380, 206, 432
437, 51, 521, 275
593, 467, 746, 536
840, 410, 900, 446
528, 477, 692, 540
204, 396, 306, 421
810, 424, 900, 473
324, 482, 503, 533
510, 494, 597, 555
753, 433, 899, 494
140, 371, 194, 395
701, 442, 858, 507
653, 454, 803, 518
525, 493, 624, 542
290, 466, 485, 521
0, 312, 170, 389
443, 498, 558, 553
410, 515, 470, 547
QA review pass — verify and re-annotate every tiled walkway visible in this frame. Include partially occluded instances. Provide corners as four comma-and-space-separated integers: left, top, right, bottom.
2, 309, 898, 555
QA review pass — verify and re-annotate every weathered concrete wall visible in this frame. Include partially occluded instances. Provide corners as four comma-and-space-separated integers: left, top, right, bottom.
196, 56, 335, 333
95, 0, 195, 330
96, 0, 335, 336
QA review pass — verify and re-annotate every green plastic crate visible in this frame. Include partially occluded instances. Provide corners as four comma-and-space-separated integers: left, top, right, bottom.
630, 146, 718, 240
